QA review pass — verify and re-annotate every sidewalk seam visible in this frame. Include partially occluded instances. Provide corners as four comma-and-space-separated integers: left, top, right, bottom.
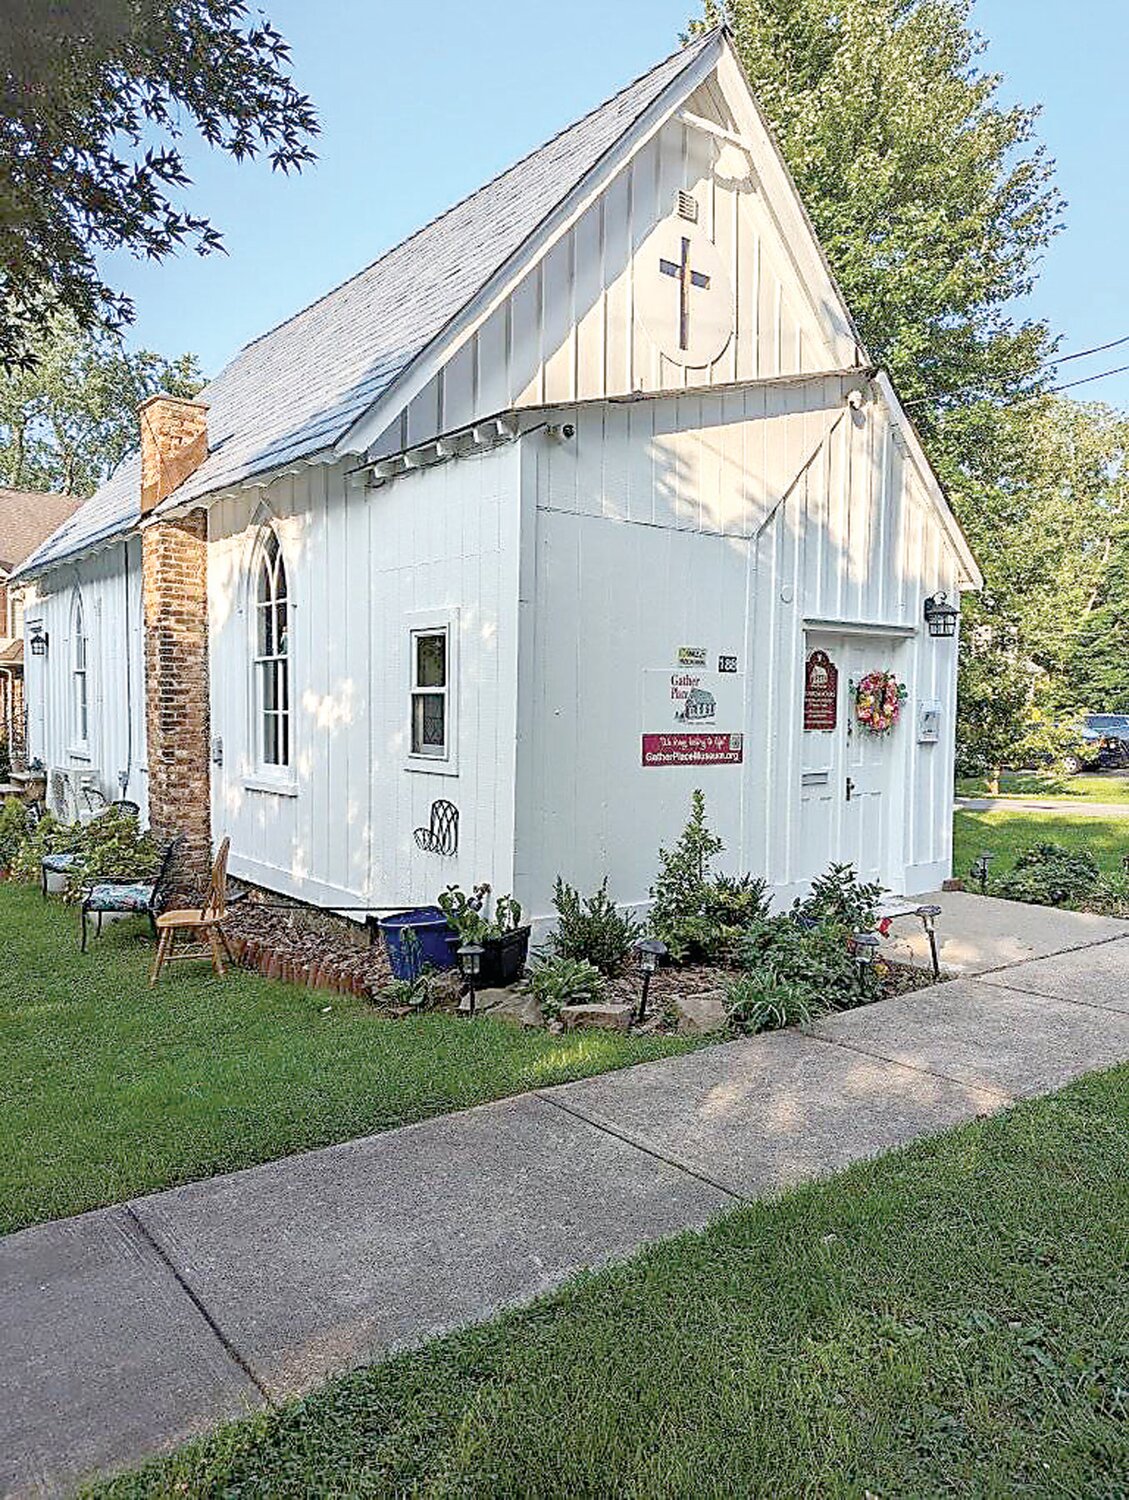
801, 1029, 1016, 1104
969, 932, 1129, 980
970, 973, 1129, 1017
124, 1204, 273, 1406
532, 1091, 746, 1202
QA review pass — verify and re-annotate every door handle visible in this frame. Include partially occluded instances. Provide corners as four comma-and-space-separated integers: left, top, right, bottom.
845, 776, 856, 802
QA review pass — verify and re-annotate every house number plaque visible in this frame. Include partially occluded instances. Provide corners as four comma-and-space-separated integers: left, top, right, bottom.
803, 650, 838, 731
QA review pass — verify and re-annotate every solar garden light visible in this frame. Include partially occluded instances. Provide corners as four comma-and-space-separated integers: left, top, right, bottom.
916, 903, 943, 980
457, 941, 485, 1016
970, 849, 995, 895
634, 938, 667, 1023
851, 931, 881, 988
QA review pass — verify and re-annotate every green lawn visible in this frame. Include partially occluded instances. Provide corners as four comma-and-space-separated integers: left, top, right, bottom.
0, 883, 697, 1234
954, 807, 1129, 884
96, 1065, 1129, 1497
956, 770, 1129, 803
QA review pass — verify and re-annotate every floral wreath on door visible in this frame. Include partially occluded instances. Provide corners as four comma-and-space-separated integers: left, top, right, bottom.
855, 670, 908, 735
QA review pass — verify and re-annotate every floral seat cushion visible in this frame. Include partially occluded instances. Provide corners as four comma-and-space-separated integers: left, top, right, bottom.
42, 851, 81, 874
86, 881, 156, 914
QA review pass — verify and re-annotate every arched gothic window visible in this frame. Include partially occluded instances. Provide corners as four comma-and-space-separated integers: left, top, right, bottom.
253, 530, 290, 767
71, 593, 89, 747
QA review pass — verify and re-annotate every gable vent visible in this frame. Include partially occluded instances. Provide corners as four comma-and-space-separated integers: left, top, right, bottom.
676, 190, 699, 223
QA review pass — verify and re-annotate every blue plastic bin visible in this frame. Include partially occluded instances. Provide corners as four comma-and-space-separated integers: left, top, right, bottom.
378, 906, 458, 980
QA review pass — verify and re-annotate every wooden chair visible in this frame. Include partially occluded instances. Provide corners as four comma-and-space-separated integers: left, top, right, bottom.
149, 837, 233, 985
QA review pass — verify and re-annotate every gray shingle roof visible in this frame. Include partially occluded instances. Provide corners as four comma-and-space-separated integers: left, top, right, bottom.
20, 30, 719, 576
0, 487, 80, 573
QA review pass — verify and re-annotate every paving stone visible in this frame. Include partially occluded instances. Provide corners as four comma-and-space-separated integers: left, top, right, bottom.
976, 938, 1129, 1013
131, 1095, 729, 1400
559, 1002, 633, 1032
0, 1207, 262, 1499
811, 979, 1129, 1097
541, 1028, 1003, 1198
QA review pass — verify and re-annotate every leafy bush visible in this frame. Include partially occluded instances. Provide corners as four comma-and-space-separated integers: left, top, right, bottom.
726, 972, 817, 1033
648, 791, 768, 962
992, 842, 1100, 907
522, 956, 608, 1018
69, 809, 158, 896
794, 862, 884, 931
542, 876, 640, 975
10, 811, 75, 883
0, 798, 30, 871
1084, 868, 1129, 917
438, 883, 524, 942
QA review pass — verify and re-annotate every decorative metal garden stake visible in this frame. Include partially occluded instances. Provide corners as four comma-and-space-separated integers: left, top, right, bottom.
851, 931, 881, 991
970, 850, 995, 895
634, 938, 667, 1023
457, 941, 484, 1016
916, 903, 943, 980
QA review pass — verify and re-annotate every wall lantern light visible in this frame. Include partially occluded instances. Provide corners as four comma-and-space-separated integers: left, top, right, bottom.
28, 624, 48, 657
457, 941, 484, 1016
634, 937, 667, 1022
924, 591, 960, 638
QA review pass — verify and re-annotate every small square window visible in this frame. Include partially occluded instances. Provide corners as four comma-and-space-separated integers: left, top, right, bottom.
410, 628, 449, 759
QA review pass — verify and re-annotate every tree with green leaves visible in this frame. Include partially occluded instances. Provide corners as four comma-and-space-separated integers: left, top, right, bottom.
0, 313, 203, 496
0, 1, 318, 368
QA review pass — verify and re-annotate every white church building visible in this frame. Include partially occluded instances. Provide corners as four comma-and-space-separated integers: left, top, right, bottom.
17, 26, 980, 922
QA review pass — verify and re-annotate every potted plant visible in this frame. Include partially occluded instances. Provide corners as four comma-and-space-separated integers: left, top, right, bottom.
438, 882, 531, 986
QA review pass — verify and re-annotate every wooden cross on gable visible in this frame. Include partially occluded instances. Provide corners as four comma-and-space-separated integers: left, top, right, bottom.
659, 236, 711, 352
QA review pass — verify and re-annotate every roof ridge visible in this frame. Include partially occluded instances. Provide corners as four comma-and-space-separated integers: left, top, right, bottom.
236, 29, 720, 360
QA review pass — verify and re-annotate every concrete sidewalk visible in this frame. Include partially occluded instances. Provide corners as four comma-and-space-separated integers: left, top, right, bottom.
956, 794, 1129, 817
6, 903, 1129, 1497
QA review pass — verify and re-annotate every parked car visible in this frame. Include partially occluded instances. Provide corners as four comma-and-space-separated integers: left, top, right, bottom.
1062, 714, 1129, 775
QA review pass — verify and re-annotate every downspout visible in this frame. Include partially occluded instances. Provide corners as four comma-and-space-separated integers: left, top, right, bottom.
120, 539, 134, 798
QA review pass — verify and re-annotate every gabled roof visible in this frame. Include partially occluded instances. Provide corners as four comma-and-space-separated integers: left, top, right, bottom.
20, 29, 723, 576
0, 487, 80, 574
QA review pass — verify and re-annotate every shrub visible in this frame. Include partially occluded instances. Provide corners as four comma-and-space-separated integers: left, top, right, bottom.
726, 973, 817, 1033
992, 842, 1100, 907
68, 809, 158, 897
648, 791, 768, 963
794, 862, 884, 931
542, 876, 640, 975
438, 883, 524, 942
522, 956, 608, 1018
0, 798, 30, 871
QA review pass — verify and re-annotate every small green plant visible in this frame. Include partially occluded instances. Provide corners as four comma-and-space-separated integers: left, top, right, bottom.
542, 876, 640, 976
438, 884, 524, 943
379, 933, 436, 1009
992, 842, 1101, 907
726, 972, 817, 1033
522, 956, 607, 1019
648, 791, 767, 962
794, 862, 884, 931
0, 798, 30, 871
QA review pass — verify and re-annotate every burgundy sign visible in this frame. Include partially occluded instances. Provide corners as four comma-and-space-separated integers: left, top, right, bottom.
642, 732, 744, 767
803, 650, 838, 731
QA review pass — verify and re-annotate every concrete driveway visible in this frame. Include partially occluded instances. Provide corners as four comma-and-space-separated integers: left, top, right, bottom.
5, 896, 1129, 1497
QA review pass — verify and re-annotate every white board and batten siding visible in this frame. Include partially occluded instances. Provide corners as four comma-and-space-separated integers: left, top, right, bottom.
513, 378, 965, 926
206, 444, 522, 912
23, 537, 149, 818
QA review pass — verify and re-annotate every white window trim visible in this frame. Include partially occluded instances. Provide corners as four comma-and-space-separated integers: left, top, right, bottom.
245, 525, 298, 794
69, 589, 90, 760
405, 608, 459, 776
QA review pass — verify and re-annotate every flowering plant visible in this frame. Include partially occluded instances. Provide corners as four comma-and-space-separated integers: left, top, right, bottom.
855, 671, 908, 735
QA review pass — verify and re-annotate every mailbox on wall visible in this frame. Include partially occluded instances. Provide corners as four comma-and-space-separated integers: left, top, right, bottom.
918, 700, 942, 744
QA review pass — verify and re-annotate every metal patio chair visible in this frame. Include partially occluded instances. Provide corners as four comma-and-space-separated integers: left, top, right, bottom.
80, 834, 186, 952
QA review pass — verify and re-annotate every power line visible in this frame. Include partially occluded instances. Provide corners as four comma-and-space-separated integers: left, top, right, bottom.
1047, 362, 1129, 394
1050, 333, 1129, 365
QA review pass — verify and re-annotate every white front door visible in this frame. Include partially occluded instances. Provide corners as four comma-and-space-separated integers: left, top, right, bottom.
799, 633, 902, 888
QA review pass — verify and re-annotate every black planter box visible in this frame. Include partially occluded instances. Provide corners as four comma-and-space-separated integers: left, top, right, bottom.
480, 926, 531, 987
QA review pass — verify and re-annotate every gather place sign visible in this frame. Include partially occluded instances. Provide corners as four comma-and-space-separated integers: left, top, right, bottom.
803, 650, 838, 731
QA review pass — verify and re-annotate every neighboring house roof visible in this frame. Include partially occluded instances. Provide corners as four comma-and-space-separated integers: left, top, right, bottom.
19, 29, 720, 577
0, 487, 81, 575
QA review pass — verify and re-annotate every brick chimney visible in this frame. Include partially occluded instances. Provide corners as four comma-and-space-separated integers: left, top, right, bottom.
139, 395, 213, 880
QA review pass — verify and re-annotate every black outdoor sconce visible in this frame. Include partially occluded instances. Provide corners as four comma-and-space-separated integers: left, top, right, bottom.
28, 624, 48, 657
634, 937, 667, 1023
457, 941, 484, 1016
924, 591, 960, 638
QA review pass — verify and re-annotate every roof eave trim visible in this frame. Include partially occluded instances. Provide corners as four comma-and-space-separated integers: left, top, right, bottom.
332, 31, 726, 463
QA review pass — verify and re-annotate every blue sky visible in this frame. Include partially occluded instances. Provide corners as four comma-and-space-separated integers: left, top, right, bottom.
107, 0, 1129, 408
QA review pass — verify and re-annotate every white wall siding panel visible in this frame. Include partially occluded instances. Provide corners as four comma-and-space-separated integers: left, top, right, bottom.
208, 445, 521, 909
24, 537, 148, 820
515, 382, 965, 924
